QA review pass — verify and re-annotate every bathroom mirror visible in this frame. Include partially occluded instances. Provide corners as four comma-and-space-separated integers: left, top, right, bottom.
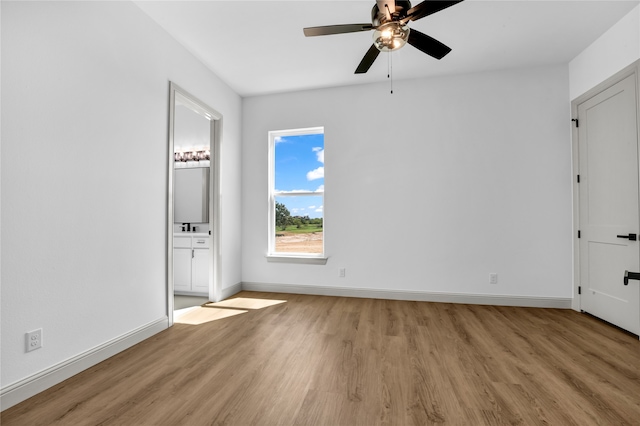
174, 167, 209, 223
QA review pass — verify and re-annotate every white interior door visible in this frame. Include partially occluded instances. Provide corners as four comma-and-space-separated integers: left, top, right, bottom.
579, 73, 640, 336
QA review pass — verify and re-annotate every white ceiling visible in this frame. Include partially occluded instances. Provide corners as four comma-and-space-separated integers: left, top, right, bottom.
134, 0, 639, 97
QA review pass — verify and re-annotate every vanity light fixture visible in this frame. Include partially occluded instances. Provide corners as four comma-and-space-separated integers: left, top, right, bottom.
174, 150, 210, 162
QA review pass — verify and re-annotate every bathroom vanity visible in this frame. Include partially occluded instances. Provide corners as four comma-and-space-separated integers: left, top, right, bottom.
173, 167, 211, 296
174, 233, 209, 295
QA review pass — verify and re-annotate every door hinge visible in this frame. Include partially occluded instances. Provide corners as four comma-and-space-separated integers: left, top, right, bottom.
578, 230, 581, 238
572, 118, 579, 127
577, 174, 580, 183
578, 286, 581, 295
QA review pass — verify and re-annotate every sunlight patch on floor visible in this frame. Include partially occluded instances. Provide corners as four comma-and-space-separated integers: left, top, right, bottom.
205, 297, 287, 310
174, 306, 248, 325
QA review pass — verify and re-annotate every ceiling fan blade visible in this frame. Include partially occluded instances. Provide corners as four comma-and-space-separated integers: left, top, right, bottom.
406, 0, 464, 22
355, 44, 381, 74
407, 29, 452, 59
303, 24, 373, 37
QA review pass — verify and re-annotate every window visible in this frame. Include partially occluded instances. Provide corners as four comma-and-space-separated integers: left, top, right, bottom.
268, 127, 325, 262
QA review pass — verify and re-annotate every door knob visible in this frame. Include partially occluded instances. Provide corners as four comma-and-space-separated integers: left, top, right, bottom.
617, 233, 637, 241
624, 270, 640, 285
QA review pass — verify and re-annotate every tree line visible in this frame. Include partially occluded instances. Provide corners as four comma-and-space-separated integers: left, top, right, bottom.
275, 202, 323, 231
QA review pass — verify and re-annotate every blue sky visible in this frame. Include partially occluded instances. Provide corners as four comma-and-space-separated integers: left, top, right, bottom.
275, 133, 324, 219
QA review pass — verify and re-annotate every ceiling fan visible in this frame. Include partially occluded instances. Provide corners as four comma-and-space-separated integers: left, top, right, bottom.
303, 0, 464, 74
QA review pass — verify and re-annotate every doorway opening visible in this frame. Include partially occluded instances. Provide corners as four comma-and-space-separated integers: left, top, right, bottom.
168, 82, 222, 326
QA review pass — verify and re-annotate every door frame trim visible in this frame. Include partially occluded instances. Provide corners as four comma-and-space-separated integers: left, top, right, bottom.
167, 82, 223, 326
571, 60, 640, 312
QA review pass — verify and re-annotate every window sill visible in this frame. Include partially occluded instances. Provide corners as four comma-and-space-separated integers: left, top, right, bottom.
266, 255, 328, 265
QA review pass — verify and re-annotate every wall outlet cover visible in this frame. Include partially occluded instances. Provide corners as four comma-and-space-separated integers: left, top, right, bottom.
26, 329, 43, 352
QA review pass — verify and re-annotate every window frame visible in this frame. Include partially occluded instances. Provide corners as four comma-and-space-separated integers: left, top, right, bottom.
267, 127, 327, 264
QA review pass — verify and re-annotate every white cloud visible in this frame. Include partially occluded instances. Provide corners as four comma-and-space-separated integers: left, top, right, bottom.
307, 166, 324, 181
315, 185, 324, 193
312, 147, 324, 164
315, 206, 323, 213
308, 205, 316, 209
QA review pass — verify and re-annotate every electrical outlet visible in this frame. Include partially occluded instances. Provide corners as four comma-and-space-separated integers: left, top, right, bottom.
26, 329, 42, 352
339, 268, 346, 278
490, 273, 498, 285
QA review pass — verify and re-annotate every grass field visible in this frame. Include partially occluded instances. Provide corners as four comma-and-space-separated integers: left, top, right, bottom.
275, 224, 323, 235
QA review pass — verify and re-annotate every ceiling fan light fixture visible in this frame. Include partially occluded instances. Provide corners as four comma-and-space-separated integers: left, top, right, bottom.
373, 22, 410, 52
303, 0, 463, 74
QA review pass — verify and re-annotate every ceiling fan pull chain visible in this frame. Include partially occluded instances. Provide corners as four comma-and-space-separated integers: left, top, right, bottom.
390, 51, 394, 94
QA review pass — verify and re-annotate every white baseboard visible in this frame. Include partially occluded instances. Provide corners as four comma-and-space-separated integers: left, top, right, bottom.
174, 291, 208, 297
221, 282, 243, 300
241, 282, 572, 309
0, 317, 169, 411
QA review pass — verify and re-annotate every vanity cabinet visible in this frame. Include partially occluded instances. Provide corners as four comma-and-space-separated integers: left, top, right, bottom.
174, 234, 209, 295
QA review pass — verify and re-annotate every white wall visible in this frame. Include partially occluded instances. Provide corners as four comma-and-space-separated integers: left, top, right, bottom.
1, 0, 242, 391
174, 104, 210, 153
569, 5, 640, 100
242, 65, 573, 301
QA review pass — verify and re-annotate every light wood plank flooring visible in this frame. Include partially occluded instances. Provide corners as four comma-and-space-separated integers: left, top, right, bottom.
3, 291, 640, 425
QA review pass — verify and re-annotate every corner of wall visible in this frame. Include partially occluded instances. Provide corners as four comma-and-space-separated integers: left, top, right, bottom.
569, 5, 640, 100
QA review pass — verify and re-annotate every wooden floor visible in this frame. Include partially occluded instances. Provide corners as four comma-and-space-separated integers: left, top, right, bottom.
3, 291, 640, 425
